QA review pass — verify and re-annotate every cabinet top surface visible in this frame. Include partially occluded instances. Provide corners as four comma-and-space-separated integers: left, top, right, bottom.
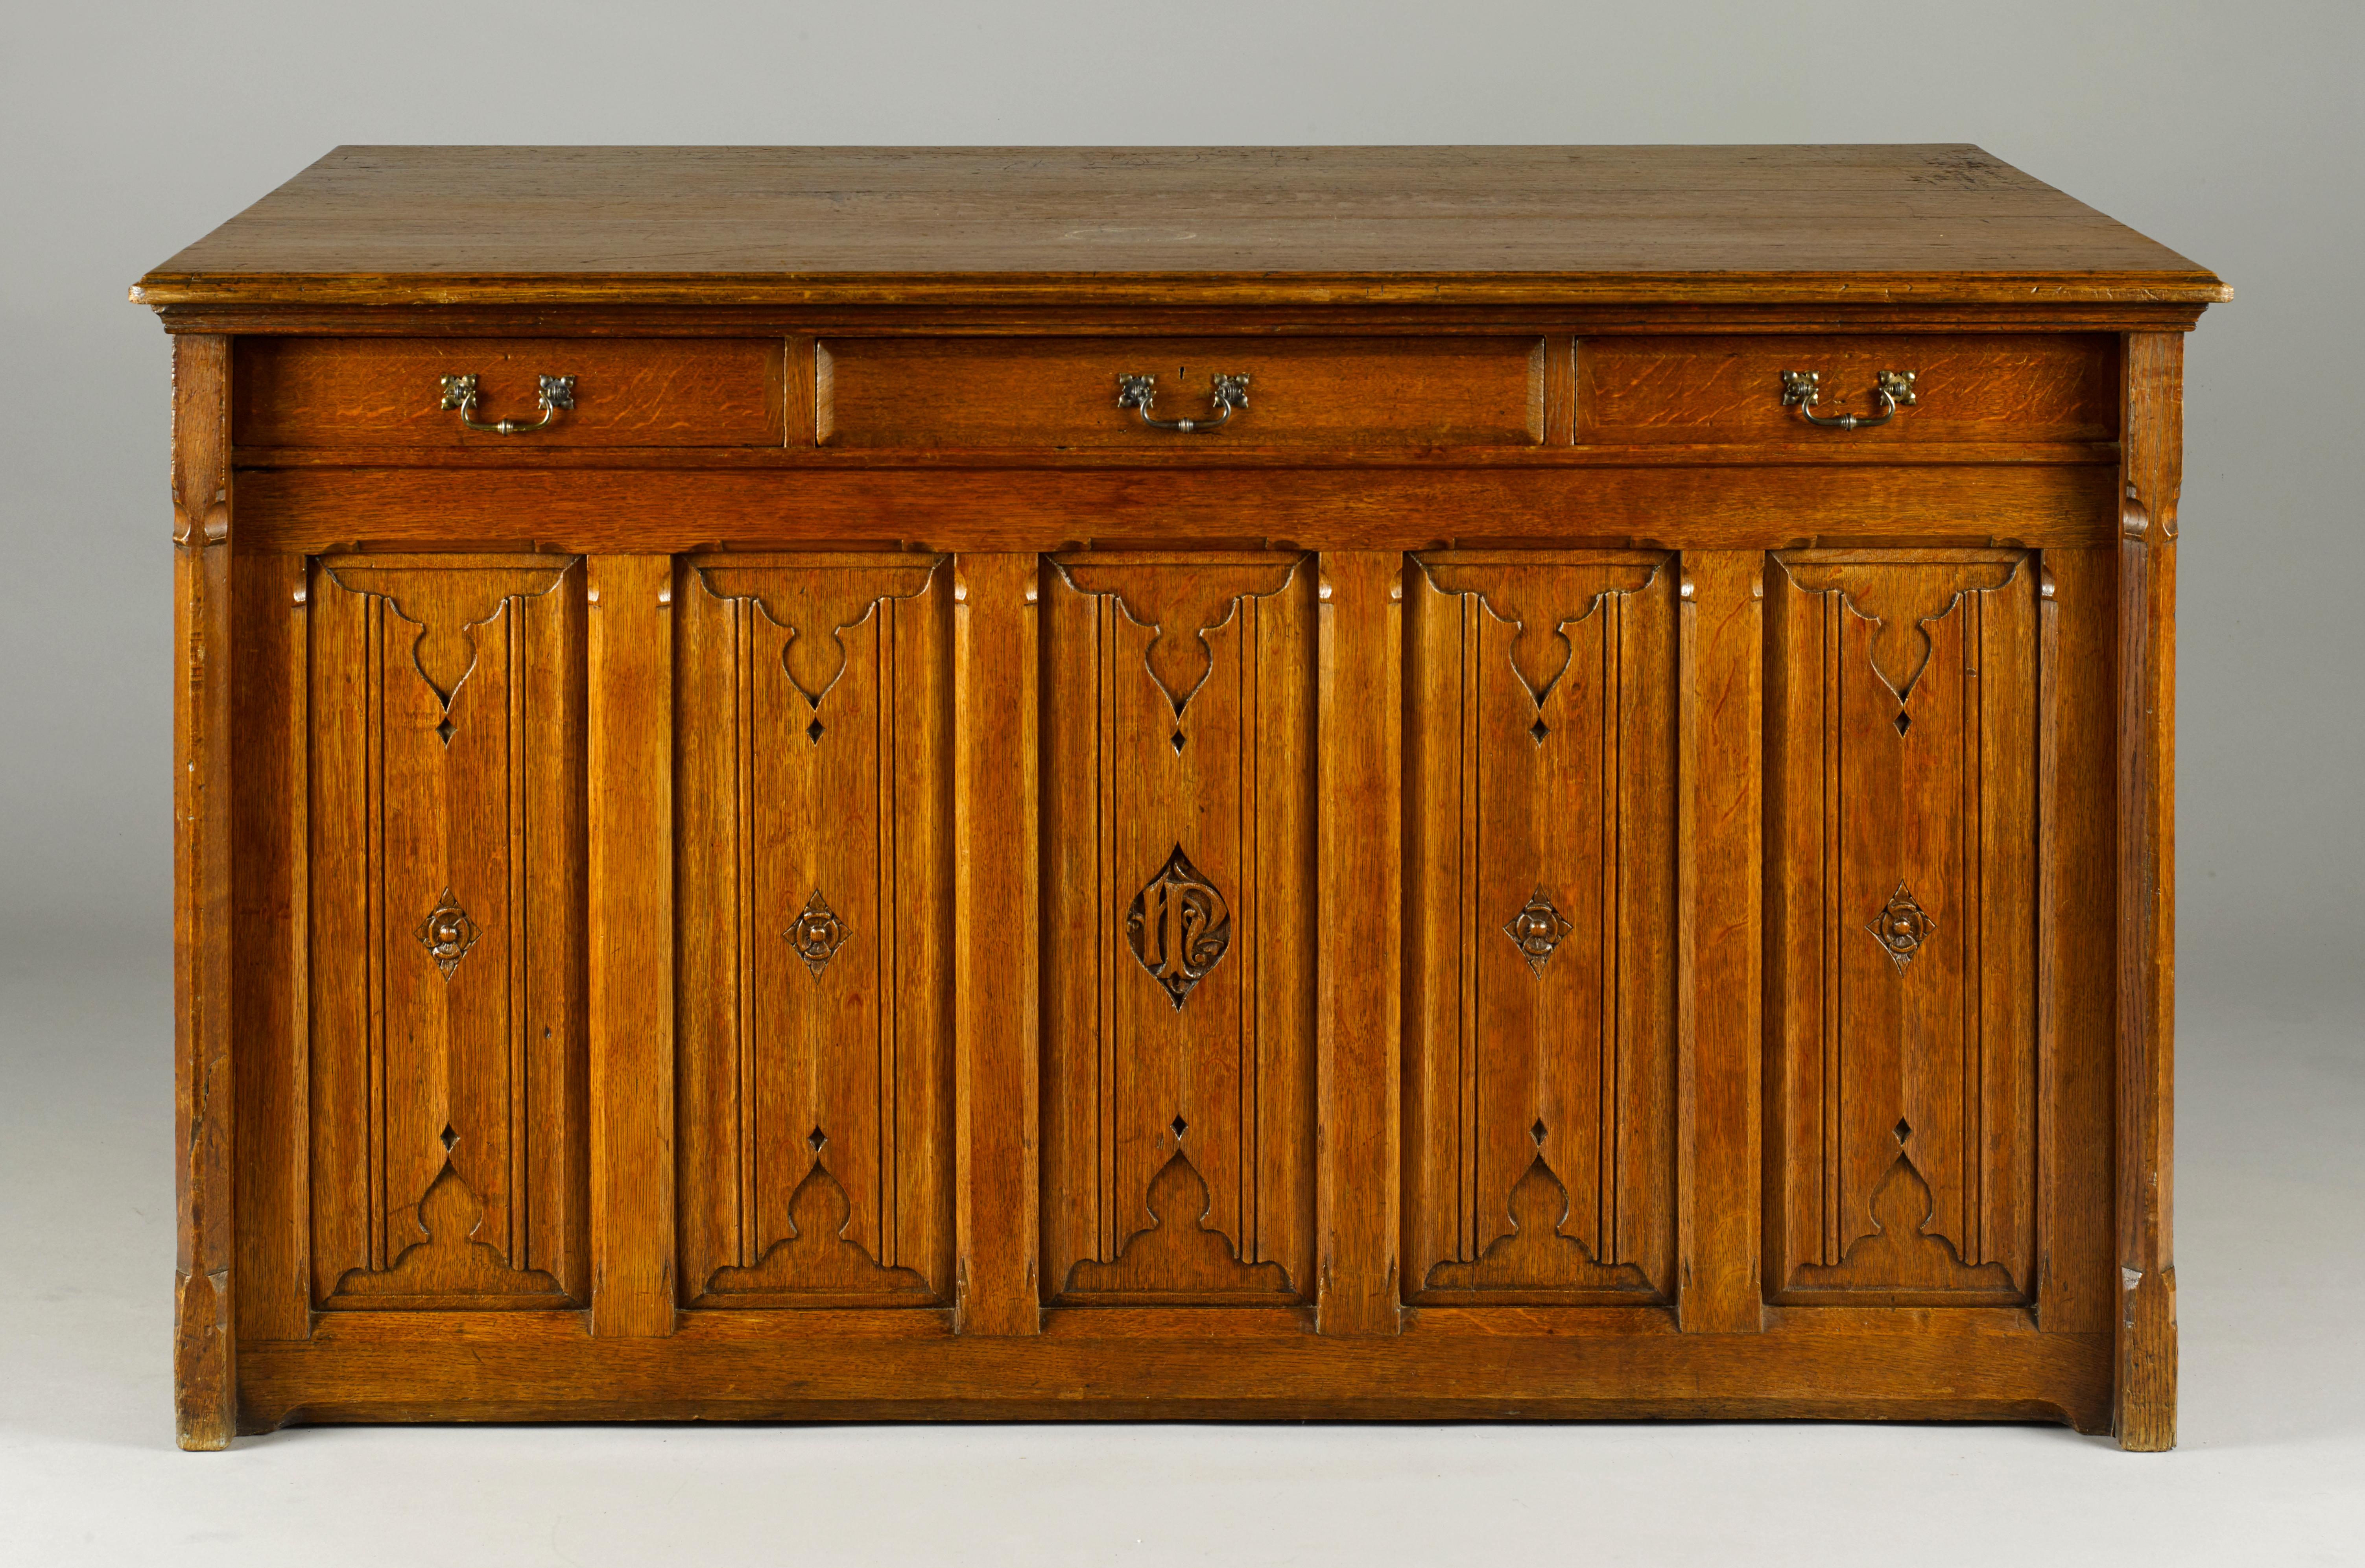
135, 144, 2227, 310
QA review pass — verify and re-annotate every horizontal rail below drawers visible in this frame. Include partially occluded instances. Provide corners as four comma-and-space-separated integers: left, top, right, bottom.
234, 441, 2122, 470
232, 464, 2120, 555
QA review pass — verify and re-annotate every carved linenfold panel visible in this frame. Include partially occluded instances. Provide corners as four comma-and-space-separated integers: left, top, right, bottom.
679, 554, 952, 1309
695, 558, 940, 707
702, 1157, 933, 1299
310, 554, 587, 1310
1062, 1148, 1294, 1299
1776, 556, 2021, 705
1420, 558, 1657, 707
1044, 553, 1314, 1306
1406, 553, 1676, 1305
330, 1161, 570, 1308
1767, 549, 2040, 1305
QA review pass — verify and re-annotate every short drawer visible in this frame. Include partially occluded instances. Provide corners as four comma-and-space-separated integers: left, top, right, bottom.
1576, 333, 2118, 446
233, 338, 786, 448
816, 337, 1544, 450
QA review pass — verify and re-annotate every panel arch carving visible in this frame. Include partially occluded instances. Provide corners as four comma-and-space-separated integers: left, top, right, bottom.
1049, 553, 1303, 720
696, 554, 943, 710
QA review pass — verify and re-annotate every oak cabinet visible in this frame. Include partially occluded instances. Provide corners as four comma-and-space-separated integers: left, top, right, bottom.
142, 145, 2219, 1448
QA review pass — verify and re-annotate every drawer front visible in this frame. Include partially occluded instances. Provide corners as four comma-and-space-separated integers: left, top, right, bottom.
234, 337, 786, 448
817, 336, 1545, 450
1577, 333, 2117, 446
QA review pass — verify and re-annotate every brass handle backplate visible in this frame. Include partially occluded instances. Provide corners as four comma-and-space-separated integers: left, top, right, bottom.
441, 373, 576, 435
1117, 372, 1250, 434
1780, 369, 1916, 431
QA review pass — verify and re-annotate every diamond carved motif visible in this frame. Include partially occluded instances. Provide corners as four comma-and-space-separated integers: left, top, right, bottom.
786, 890, 847, 977
415, 888, 480, 979
1502, 890, 1573, 975
1125, 845, 1231, 1008
1866, 883, 1938, 971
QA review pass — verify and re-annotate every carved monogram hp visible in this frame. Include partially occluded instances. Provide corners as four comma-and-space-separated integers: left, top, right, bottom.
1126, 846, 1232, 1007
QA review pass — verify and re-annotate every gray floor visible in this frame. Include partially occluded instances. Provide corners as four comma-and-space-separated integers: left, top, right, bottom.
4, 924, 2359, 1567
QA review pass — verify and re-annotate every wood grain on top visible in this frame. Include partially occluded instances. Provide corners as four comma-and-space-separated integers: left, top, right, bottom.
134, 145, 2227, 308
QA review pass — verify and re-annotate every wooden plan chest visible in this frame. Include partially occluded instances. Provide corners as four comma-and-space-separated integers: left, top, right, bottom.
137, 145, 2222, 1448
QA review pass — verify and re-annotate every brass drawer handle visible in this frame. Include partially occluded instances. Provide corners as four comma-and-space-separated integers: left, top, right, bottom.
1116, 371, 1249, 433
440, 372, 576, 434
1780, 369, 1915, 431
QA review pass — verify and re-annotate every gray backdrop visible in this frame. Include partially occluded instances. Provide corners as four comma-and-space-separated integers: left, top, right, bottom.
3, 2, 2358, 1563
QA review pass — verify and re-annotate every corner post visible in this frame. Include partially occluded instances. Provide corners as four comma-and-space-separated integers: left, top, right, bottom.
172, 334, 237, 1448
2115, 332, 2182, 1449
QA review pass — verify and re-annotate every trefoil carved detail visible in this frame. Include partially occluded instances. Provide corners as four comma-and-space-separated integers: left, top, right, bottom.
1125, 845, 1231, 1008
416, 888, 480, 978
1866, 883, 1937, 971
1502, 890, 1573, 975
786, 890, 847, 977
